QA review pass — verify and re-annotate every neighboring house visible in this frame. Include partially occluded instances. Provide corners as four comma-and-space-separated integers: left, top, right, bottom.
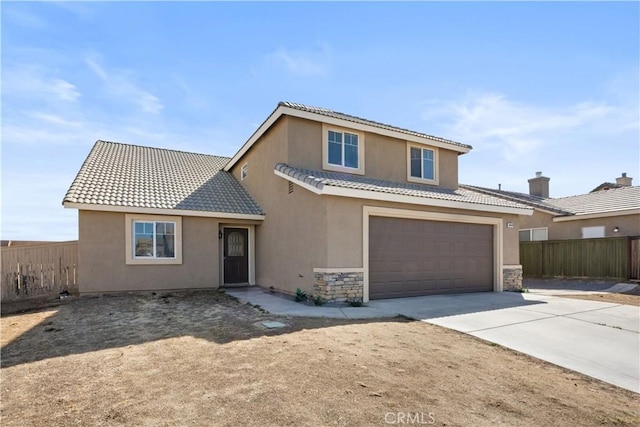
464, 172, 640, 242
63, 102, 533, 301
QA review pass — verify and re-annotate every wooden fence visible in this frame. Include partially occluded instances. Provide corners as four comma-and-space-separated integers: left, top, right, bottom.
1, 241, 78, 301
520, 237, 633, 279
631, 237, 640, 280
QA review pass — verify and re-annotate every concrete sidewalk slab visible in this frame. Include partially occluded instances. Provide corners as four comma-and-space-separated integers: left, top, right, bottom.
470, 316, 639, 393
567, 305, 640, 333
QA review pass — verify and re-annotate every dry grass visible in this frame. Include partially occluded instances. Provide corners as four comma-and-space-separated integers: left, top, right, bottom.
2, 291, 638, 426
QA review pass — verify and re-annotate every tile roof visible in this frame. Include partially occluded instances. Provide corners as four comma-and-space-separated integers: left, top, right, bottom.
546, 186, 640, 216
275, 163, 531, 211
63, 140, 264, 216
278, 102, 472, 150
461, 185, 571, 215
461, 184, 640, 217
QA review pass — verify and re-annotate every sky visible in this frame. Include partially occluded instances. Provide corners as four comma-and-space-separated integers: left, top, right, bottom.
2, 1, 639, 241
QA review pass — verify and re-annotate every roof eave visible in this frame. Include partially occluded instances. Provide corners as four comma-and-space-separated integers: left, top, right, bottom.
274, 170, 532, 216
460, 185, 570, 216
63, 202, 265, 220
552, 208, 640, 222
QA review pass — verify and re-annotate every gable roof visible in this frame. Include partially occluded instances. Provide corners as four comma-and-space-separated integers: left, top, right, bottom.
63, 140, 264, 219
225, 101, 471, 171
461, 184, 640, 219
275, 164, 533, 216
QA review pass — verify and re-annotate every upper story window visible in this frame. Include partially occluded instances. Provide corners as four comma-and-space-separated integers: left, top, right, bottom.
241, 163, 248, 181
407, 144, 439, 185
322, 124, 365, 175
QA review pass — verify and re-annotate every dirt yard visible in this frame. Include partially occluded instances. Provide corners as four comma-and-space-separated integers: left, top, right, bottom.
1, 291, 638, 426
560, 285, 640, 307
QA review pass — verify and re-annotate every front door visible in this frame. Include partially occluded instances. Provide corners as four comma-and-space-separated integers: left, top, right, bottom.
224, 228, 249, 284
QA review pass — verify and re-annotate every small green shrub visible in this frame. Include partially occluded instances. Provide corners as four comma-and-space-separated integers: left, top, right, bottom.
346, 298, 363, 307
312, 295, 324, 306
294, 288, 308, 302
519, 287, 529, 293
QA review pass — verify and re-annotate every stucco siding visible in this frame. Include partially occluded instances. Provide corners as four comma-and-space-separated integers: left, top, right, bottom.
78, 210, 220, 293
522, 211, 640, 240
281, 116, 460, 189
231, 116, 328, 295
287, 116, 323, 171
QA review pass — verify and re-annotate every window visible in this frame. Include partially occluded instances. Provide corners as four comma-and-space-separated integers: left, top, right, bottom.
134, 221, 175, 258
519, 228, 548, 242
582, 226, 605, 239
328, 130, 359, 168
407, 144, 438, 184
241, 163, 248, 181
322, 124, 365, 174
125, 215, 182, 264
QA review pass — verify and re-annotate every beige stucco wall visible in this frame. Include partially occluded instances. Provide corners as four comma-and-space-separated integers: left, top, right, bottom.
522, 211, 640, 240
78, 210, 220, 293
231, 117, 328, 294
284, 116, 459, 189
324, 197, 521, 267
230, 114, 510, 295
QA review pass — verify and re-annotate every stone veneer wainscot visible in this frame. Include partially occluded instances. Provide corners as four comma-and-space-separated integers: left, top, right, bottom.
313, 270, 364, 302
502, 265, 523, 291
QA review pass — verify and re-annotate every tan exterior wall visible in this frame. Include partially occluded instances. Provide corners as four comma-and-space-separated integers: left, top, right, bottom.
228, 114, 496, 295
231, 117, 328, 295
282, 116, 459, 189
287, 116, 323, 170
521, 211, 640, 240
79, 210, 220, 293
324, 196, 521, 267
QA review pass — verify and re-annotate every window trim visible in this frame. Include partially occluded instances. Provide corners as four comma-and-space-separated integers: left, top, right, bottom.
240, 163, 248, 181
519, 227, 548, 242
322, 123, 365, 175
125, 214, 183, 265
406, 143, 439, 185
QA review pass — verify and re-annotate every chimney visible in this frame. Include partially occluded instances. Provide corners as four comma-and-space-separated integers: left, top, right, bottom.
528, 171, 550, 198
615, 172, 632, 187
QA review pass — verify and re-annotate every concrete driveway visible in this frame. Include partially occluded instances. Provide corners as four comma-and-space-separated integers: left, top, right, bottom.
227, 287, 639, 393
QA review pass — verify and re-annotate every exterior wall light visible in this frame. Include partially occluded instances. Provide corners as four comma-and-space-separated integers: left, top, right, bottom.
613, 226, 620, 233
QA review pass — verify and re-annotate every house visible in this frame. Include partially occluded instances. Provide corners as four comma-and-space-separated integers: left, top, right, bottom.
464, 172, 640, 241
63, 102, 534, 301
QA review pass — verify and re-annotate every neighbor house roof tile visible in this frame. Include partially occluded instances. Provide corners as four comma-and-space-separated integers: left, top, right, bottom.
275, 163, 531, 211
461, 184, 640, 217
547, 186, 640, 215
63, 140, 264, 216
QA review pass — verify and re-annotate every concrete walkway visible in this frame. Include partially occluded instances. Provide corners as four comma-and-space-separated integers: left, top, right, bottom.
226, 286, 640, 393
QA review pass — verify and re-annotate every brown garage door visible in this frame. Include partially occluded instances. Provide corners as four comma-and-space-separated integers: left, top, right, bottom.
369, 217, 494, 299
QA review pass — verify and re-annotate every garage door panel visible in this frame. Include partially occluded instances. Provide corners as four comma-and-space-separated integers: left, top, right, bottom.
369, 216, 494, 299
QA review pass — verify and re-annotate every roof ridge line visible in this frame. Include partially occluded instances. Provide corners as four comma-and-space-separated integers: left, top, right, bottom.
95, 139, 232, 161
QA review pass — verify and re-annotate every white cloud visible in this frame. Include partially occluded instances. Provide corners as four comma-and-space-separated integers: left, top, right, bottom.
85, 55, 164, 114
422, 92, 638, 162
268, 44, 332, 76
3, 66, 81, 102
